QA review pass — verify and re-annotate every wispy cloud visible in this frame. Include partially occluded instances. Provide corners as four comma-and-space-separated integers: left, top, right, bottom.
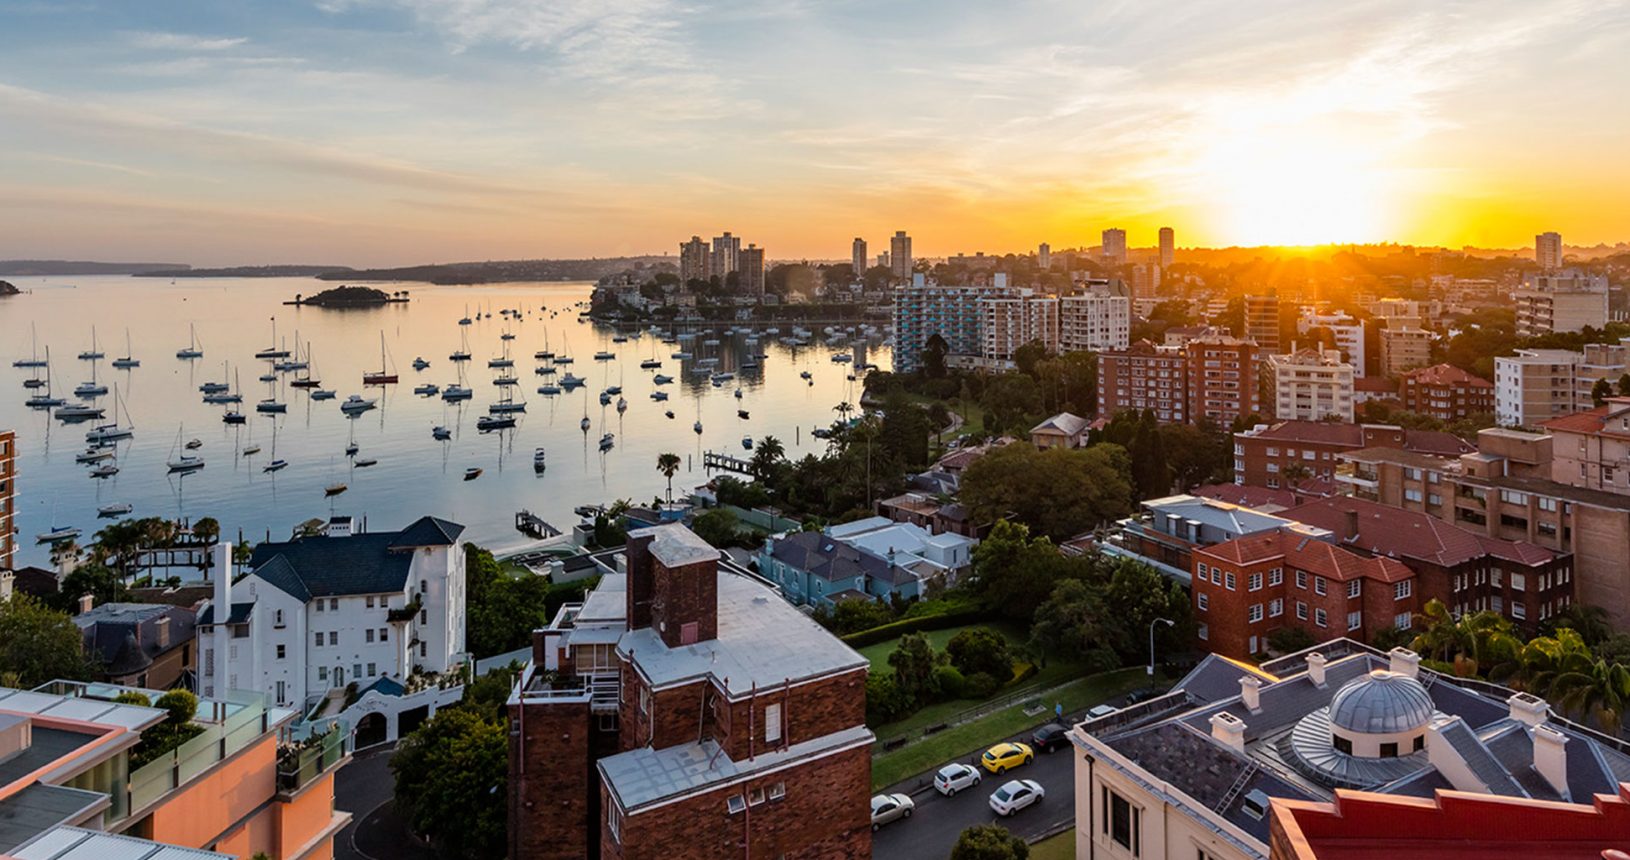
127, 31, 249, 51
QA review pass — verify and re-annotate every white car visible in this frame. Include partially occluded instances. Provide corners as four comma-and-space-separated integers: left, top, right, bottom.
989, 779, 1045, 817
934, 762, 983, 796
1087, 704, 1118, 720
871, 793, 915, 830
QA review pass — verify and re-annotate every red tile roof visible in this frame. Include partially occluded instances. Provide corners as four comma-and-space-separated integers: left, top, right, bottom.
1243, 421, 1475, 456
1541, 399, 1630, 436
1401, 363, 1494, 389
1280, 497, 1559, 569
1193, 484, 1300, 510
1353, 377, 1398, 393
1198, 529, 1413, 583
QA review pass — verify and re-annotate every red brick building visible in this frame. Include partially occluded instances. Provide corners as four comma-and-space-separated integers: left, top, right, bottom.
1096, 340, 1188, 423
1396, 363, 1495, 422
508, 524, 873, 860
1184, 335, 1263, 426
1192, 529, 1418, 659
1233, 421, 1475, 488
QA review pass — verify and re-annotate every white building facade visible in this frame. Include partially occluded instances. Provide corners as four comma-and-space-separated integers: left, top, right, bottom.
1059, 288, 1132, 353
1266, 348, 1354, 422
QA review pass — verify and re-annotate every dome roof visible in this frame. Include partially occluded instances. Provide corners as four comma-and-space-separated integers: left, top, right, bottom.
1328, 670, 1434, 735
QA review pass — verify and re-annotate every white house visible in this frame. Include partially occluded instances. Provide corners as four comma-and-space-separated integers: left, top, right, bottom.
198, 515, 467, 711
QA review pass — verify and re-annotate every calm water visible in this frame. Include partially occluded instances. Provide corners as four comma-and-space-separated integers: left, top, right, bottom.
1, 276, 887, 565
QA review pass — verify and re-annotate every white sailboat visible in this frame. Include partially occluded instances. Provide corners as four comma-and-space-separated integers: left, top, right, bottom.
85, 384, 134, 444
78, 326, 104, 361
26, 347, 66, 409
176, 324, 204, 359
166, 426, 205, 472
255, 318, 290, 359
12, 324, 48, 368
111, 328, 140, 368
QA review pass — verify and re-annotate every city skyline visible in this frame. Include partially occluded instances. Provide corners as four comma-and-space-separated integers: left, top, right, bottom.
1, 1, 1628, 267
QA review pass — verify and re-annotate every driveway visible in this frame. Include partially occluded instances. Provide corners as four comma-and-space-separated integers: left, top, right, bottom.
335, 744, 436, 860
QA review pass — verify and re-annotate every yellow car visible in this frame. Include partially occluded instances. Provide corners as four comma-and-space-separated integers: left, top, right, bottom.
980, 742, 1034, 774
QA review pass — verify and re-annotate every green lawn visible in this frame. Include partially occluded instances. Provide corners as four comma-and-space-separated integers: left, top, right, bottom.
856, 622, 1026, 675
870, 667, 1156, 790
1029, 831, 1075, 860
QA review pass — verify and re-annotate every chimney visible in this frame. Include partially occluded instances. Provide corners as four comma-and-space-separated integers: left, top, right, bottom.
1388, 647, 1421, 679
77, 594, 94, 615
1210, 711, 1246, 752
1533, 724, 1569, 798
1306, 652, 1328, 688
208, 540, 232, 584
1508, 692, 1550, 727
1344, 509, 1360, 540
156, 616, 171, 648
1239, 675, 1263, 713
211, 541, 233, 699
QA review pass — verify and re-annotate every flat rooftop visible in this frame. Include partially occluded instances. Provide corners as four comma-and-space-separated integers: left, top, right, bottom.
599, 725, 872, 812
12, 826, 230, 859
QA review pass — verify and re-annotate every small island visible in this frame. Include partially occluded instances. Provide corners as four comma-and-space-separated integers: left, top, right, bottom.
284, 285, 409, 307
0, 279, 19, 297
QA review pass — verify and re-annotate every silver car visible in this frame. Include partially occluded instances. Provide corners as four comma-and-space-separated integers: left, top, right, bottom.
870, 793, 915, 830
935, 762, 982, 796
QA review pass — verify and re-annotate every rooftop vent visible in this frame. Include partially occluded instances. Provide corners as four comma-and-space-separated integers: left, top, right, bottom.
1241, 788, 1270, 820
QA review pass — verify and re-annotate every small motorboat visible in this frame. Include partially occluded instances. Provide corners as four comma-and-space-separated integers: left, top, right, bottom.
415, 383, 440, 396
90, 463, 119, 478
450, 350, 472, 362
580, 416, 591, 431
242, 444, 261, 455
742, 436, 754, 450
263, 459, 288, 473
355, 457, 378, 467
311, 389, 337, 400
612, 335, 628, 343
203, 391, 241, 404
37, 525, 81, 544
653, 374, 673, 385
345, 442, 360, 456
55, 404, 105, 420
737, 409, 750, 420
75, 446, 114, 463
441, 385, 473, 401
476, 415, 515, 431
256, 399, 286, 414
640, 359, 661, 369
734, 388, 744, 399
605, 384, 622, 395
533, 448, 547, 472
594, 350, 615, 361
616, 397, 627, 414
800, 370, 812, 380
599, 432, 615, 450
432, 425, 452, 440
538, 384, 562, 395
85, 423, 133, 444
184, 438, 202, 450
693, 420, 703, 435
533, 351, 555, 361
26, 393, 66, 409
258, 372, 278, 383
412, 357, 430, 370
535, 365, 557, 376
97, 503, 132, 517
650, 390, 668, 401
325, 482, 347, 496
23, 378, 45, 389
811, 427, 832, 439
223, 411, 246, 425
340, 394, 377, 414
463, 467, 483, 481
665, 410, 675, 419
600, 391, 612, 406
199, 381, 230, 394
561, 373, 585, 388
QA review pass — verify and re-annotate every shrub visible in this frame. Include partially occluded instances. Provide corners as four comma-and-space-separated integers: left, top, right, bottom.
945, 627, 1012, 680
840, 607, 989, 647
963, 671, 999, 699
154, 689, 198, 726
113, 691, 150, 707
866, 673, 911, 725
932, 664, 967, 700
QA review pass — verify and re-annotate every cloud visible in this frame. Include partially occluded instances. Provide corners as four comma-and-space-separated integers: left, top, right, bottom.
128, 31, 249, 51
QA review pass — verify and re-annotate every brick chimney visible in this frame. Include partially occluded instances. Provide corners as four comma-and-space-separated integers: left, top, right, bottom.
628, 524, 720, 647
77, 593, 94, 615
1344, 509, 1360, 540
625, 532, 656, 633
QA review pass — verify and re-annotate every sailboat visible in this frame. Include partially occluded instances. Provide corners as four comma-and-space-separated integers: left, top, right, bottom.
176, 324, 204, 359
488, 335, 514, 368
554, 330, 574, 364
450, 322, 472, 362
26, 347, 66, 409
262, 422, 287, 472
73, 355, 108, 397
274, 331, 308, 371
340, 394, 377, 415
166, 426, 205, 472
97, 502, 132, 517
364, 331, 399, 385
111, 329, 140, 368
85, 384, 135, 443
255, 319, 290, 359
489, 383, 527, 413
534, 330, 554, 361
290, 342, 321, 388
78, 326, 104, 360
256, 372, 286, 413
13, 324, 48, 368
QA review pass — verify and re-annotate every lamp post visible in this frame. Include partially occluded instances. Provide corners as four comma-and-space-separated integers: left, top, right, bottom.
1148, 617, 1175, 677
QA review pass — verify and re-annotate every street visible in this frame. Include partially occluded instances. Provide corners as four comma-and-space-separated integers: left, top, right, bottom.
334, 744, 436, 860
871, 731, 1076, 859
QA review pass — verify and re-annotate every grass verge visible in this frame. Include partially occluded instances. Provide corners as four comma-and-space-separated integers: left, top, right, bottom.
1028, 830, 1074, 860
871, 667, 1154, 790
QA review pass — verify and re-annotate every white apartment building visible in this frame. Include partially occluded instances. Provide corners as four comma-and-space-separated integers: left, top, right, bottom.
1495, 340, 1630, 427
1378, 326, 1433, 377
1266, 348, 1354, 422
1515, 269, 1609, 337
1296, 312, 1367, 377
1059, 286, 1132, 353
979, 289, 1059, 368
1537, 231, 1563, 269
198, 516, 468, 711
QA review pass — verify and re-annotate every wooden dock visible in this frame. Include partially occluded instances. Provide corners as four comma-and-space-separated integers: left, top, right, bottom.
702, 451, 755, 475
513, 510, 562, 539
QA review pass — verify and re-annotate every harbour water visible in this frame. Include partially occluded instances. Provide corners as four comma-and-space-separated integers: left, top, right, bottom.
0, 276, 888, 565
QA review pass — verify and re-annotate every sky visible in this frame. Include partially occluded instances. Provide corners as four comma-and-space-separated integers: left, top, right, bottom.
0, 0, 1627, 267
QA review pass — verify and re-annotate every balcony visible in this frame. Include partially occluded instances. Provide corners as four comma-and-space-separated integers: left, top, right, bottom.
1334, 463, 1378, 490
277, 720, 351, 796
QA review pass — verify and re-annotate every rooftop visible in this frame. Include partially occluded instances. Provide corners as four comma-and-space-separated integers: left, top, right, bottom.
1280, 497, 1560, 568
1401, 363, 1494, 389
1541, 398, 1630, 436
1239, 422, 1475, 457
628, 523, 720, 569
1030, 411, 1088, 437
1197, 530, 1413, 583
11, 826, 230, 859
618, 569, 869, 697
247, 515, 465, 600
598, 725, 872, 813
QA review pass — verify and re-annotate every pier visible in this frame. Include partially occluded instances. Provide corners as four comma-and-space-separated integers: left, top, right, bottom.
702, 451, 755, 474
513, 510, 562, 539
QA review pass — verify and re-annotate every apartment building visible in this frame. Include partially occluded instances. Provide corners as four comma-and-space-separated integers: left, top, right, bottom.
1265, 348, 1354, 422
1233, 421, 1475, 488
892, 281, 1018, 372
1243, 294, 1297, 352
0, 680, 348, 859
1097, 340, 1188, 423
758, 516, 975, 607
74, 603, 198, 690
508, 524, 873, 860
1058, 284, 1132, 353
1395, 363, 1495, 421
1, 428, 14, 585
1377, 327, 1432, 377
1072, 642, 1630, 860
1338, 429, 1630, 626
1108, 494, 1330, 585
1495, 349, 1583, 427
199, 516, 467, 713
889, 230, 912, 280
737, 244, 765, 295
1295, 312, 1367, 377
1186, 336, 1263, 426
1515, 269, 1609, 336
979, 289, 1059, 368
710, 232, 741, 279
1542, 397, 1630, 494
678, 236, 709, 284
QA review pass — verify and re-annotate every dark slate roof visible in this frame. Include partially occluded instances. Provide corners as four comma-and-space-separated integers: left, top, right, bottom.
73, 603, 196, 675
248, 516, 463, 600
10, 566, 59, 597
197, 602, 255, 626
1176, 654, 1262, 704
769, 531, 891, 584
1437, 717, 1524, 797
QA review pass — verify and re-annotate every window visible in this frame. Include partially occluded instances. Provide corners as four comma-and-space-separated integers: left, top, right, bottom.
608, 805, 622, 843
1197, 622, 1209, 641
1405, 489, 1423, 503
274, 609, 285, 628
379, 627, 388, 642
1296, 571, 1307, 589
1211, 568, 1221, 585
276, 680, 286, 704
316, 600, 324, 613
314, 632, 323, 648
353, 663, 362, 678
1248, 572, 1262, 591
639, 685, 651, 716
1333, 735, 1353, 754
1197, 563, 1208, 579
419, 642, 427, 658
1347, 611, 1362, 630
1414, 735, 1426, 752
765, 703, 783, 743
1315, 608, 1328, 628
1269, 568, 1283, 586
1539, 497, 1558, 512
1103, 788, 1141, 856
1347, 580, 1361, 599
1248, 603, 1263, 623
420, 609, 428, 624
1297, 601, 1308, 620
749, 787, 766, 806
1225, 572, 1236, 591
1512, 601, 1527, 620
318, 666, 328, 681
366, 596, 375, 609
726, 794, 747, 814
276, 644, 286, 659
1314, 576, 1327, 596
368, 662, 377, 675
328, 631, 338, 646
1197, 593, 1209, 611
1379, 742, 1399, 758
1269, 598, 1283, 617
330, 598, 339, 611
366, 629, 375, 643
1396, 612, 1412, 630
768, 782, 786, 800
1511, 573, 1526, 592
1395, 580, 1412, 600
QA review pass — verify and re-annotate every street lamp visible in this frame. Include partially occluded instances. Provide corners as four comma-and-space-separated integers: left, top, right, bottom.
1148, 618, 1176, 677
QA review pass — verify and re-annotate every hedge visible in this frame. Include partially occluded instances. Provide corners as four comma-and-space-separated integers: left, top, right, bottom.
839, 607, 990, 648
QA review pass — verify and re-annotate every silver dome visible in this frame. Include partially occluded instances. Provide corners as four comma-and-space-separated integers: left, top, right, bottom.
1327, 670, 1434, 735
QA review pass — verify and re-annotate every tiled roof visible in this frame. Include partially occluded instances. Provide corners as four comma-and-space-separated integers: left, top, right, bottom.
248, 516, 464, 601
1030, 412, 1088, 437
1193, 484, 1300, 512
1280, 497, 1559, 569
1242, 422, 1475, 456
1541, 399, 1630, 436
1198, 530, 1413, 583
1402, 363, 1494, 389
1352, 377, 1398, 393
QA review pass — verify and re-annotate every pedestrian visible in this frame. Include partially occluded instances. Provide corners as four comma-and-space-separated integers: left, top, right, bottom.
1055, 702, 1064, 722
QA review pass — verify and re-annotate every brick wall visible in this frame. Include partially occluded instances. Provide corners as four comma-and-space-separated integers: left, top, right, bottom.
651, 557, 718, 647
601, 743, 872, 860
508, 696, 594, 860
715, 670, 867, 762
1193, 552, 1419, 660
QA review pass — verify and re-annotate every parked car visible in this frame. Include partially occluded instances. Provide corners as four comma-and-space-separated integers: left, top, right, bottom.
1125, 687, 1164, 706
935, 762, 982, 796
980, 741, 1034, 774
1030, 722, 1070, 753
870, 793, 915, 831
1087, 704, 1118, 720
988, 779, 1045, 817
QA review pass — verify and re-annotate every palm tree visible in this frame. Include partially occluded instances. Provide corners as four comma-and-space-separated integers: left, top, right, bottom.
1411, 599, 1465, 664
1554, 659, 1630, 732
834, 401, 854, 422
1505, 628, 1595, 698
656, 453, 681, 503
750, 435, 784, 479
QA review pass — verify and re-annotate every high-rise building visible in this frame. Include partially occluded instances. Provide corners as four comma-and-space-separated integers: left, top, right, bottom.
1515, 269, 1609, 336
1536, 231, 1563, 270
889, 230, 912, 280
1377, 326, 1433, 376
710, 232, 741, 279
876, 252, 890, 270
1038, 242, 1051, 270
1266, 347, 1355, 422
1101, 227, 1127, 266
1184, 336, 1262, 426
1297, 311, 1368, 378
0, 428, 13, 582
892, 281, 1019, 372
1058, 283, 1131, 353
979, 289, 1059, 368
1131, 263, 1162, 299
851, 237, 867, 276
1096, 341, 1188, 423
679, 235, 710, 284
1158, 226, 1175, 267
738, 244, 765, 295
1244, 293, 1284, 351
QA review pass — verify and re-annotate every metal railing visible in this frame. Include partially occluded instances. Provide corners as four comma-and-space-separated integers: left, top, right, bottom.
277, 724, 349, 794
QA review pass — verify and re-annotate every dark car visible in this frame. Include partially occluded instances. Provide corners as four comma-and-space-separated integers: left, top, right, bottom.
1124, 687, 1164, 706
1029, 722, 1070, 753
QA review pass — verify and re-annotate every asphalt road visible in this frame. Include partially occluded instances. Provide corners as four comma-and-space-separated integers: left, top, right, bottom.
335, 744, 437, 860
871, 735, 1077, 859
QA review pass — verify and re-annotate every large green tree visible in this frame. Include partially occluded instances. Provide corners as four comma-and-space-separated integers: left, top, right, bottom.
887, 633, 939, 705
391, 705, 507, 859
945, 627, 1013, 680
1029, 579, 1120, 672
950, 824, 1030, 860
960, 443, 1134, 541
0, 595, 93, 686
